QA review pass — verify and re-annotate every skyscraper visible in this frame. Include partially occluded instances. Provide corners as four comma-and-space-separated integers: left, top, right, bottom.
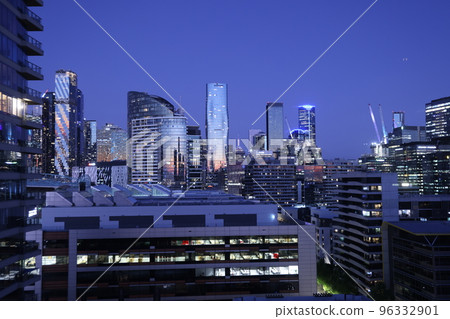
333, 172, 399, 294
426, 96, 450, 141
206, 83, 229, 172
265, 102, 284, 150
186, 125, 205, 189
83, 120, 97, 165
0, 0, 43, 300
42, 92, 56, 174
97, 123, 127, 162
128, 93, 187, 187
298, 105, 316, 143
392, 111, 405, 130
54, 70, 84, 176
130, 116, 187, 186
127, 91, 175, 138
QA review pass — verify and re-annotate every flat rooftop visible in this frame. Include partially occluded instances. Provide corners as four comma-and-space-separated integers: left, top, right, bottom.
387, 221, 450, 235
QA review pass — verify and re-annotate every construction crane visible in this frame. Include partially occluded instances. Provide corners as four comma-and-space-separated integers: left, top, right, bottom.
378, 104, 388, 142
368, 104, 381, 143
285, 117, 294, 139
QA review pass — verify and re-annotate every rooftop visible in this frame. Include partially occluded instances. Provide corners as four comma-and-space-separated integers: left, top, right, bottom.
386, 221, 450, 235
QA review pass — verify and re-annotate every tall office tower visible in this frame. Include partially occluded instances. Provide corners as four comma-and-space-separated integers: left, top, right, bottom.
128, 92, 187, 187
392, 111, 404, 130
206, 83, 229, 172
130, 116, 187, 187
97, 123, 127, 162
186, 125, 205, 189
76, 89, 85, 165
54, 70, 84, 176
332, 172, 399, 295
83, 120, 97, 165
42, 92, 56, 174
0, 0, 43, 300
426, 96, 450, 141
265, 102, 284, 150
298, 105, 316, 143
127, 91, 174, 138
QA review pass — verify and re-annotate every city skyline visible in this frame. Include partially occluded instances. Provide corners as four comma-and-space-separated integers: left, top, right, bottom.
33, 0, 450, 159
3, 0, 450, 304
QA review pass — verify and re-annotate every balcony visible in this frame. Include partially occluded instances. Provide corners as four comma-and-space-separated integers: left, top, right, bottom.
18, 7, 43, 31
22, 86, 43, 105
19, 34, 43, 56
19, 60, 43, 81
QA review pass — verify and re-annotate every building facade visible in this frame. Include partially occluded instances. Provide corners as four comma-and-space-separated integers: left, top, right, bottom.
0, 0, 43, 300
42, 91, 56, 174
206, 83, 229, 173
36, 189, 317, 300
298, 105, 316, 143
127, 91, 174, 138
332, 172, 399, 295
96, 123, 127, 162
383, 221, 450, 300
130, 116, 187, 187
426, 96, 450, 141
83, 120, 96, 165
243, 159, 301, 206
392, 111, 405, 130
266, 102, 283, 151
186, 125, 205, 189
54, 70, 84, 176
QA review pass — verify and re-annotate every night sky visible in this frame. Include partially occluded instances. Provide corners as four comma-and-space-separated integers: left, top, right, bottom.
32, 0, 450, 159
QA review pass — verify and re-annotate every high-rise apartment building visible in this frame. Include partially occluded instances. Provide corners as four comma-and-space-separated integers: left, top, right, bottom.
206, 83, 228, 172
332, 172, 399, 294
83, 120, 97, 165
298, 105, 316, 143
54, 70, 84, 176
96, 123, 127, 162
0, 0, 43, 300
265, 102, 283, 150
426, 96, 450, 141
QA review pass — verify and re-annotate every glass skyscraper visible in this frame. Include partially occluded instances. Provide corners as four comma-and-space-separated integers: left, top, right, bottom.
83, 120, 97, 164
392, 111, 405, 130
54, 70, 84, 176
298, 105, 316, 143
426, 96, 450, 141
128, 92, 187, 187
206, 83, 229, 172
130, 116, 187, 187
127, 91, 175, 138
0, 0, 43, 300
265, 102, 284, 150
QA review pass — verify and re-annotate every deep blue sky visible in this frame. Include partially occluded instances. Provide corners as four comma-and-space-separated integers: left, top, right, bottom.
32, 0, 450, 159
